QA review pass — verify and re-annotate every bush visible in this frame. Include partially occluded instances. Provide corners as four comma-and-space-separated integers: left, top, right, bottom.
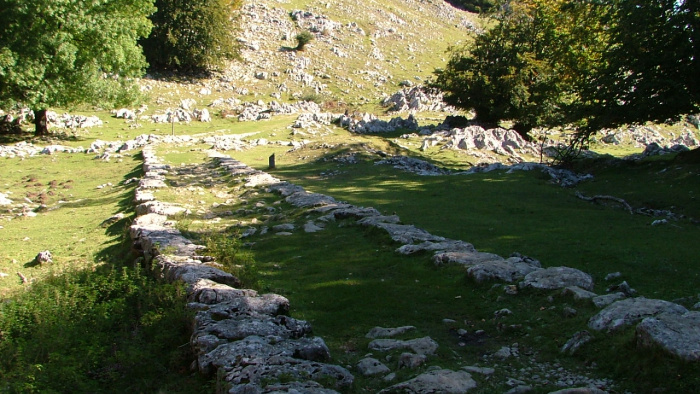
142, 0, 243, 73
295, 31, 314, 51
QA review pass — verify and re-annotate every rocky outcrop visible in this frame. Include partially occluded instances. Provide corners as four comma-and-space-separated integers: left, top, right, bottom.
379, 369, 478, 393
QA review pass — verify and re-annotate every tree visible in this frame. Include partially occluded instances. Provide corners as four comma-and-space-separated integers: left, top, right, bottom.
0, 0, 155, 136
444, 0, 498, 14
432, 0, 601, 138
578, 0, 700, 134
142, 0, 242, 73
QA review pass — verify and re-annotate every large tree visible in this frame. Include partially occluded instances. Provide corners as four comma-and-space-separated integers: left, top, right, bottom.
433, 0, 699, 142
578, 0, 700, 133
0, 0, 155, 135
141, 0, 242, 74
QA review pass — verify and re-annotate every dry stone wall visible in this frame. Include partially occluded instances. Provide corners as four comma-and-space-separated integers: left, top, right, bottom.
129, 146, 354, 393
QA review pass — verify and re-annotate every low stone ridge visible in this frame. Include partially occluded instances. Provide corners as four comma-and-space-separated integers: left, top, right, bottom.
588, 297, 688, 331
129, 147, 353, 393
378, 368, 478, 393
635, 311, 700, 361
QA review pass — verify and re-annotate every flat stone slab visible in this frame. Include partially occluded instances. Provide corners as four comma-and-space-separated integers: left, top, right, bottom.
396, 240, 475, 255
368, 337, 439, 355
519, 266, 594, 291
588, 297, 688, 331
636, 311, 700, 361
379, 369, 477, 393
432, 250, 504, 266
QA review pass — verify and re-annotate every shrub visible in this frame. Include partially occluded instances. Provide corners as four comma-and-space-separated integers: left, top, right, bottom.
295, 31, 314, 51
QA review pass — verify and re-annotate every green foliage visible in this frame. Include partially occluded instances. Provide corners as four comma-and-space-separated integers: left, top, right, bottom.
433, 0, 699, 142
295, 31, 314, 51
201, 230, 259, 288
0, 0, 155, 134
0, 265, 210, 392
445, 0, 498, 14
142, 0, 242, 73
578, 0, 700, 134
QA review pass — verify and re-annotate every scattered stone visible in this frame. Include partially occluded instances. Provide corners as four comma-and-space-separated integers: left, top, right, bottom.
398, 353, 427, 369
547, 388, 607, 394
606, 281, 637, 297
636, 311, 700, 361
379, 369, 477, 394
462, 366, 495, 376
493, 346, 516, 359
561, 331, 593, 355
505, 386, 533, 394
592, 292, 626, 308
562, 307, 578, 318
494, 308, 513, 318
561, 286, 598, 301
588, 297, 688, 331
365, 326, 416, 339
273, 223, 295, 233
357, 357, 391, 376
304, 221, 325, 233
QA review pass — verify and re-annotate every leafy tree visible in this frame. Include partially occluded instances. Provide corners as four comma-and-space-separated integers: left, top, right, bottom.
142, 0, 242, 73
433, 0, 602, 138
578, 0, 700, 134
433, 0, 699, 144
0, 0, 155, 136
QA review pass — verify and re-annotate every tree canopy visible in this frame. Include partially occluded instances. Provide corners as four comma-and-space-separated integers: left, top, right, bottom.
0, 0, 155, 135
433, 0, 700, 142
142, 0, 242, 74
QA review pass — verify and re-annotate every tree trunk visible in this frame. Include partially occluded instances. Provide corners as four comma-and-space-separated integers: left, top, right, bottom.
34, 109, 49, 136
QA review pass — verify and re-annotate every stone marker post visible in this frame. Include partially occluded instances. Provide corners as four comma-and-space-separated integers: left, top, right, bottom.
269, 154, 276, 169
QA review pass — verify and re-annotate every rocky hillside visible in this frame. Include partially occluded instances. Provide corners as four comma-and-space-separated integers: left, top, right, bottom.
177, 0, 478, 109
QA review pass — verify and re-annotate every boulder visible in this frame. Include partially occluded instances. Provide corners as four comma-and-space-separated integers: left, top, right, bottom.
467, 259, 541, 283
561, 286, 598, 301
286, 191, 338, 207
379, 369, 477, 393
588, 297, 688, 331
519, 267, 594, 291
357, 357, 391, 376
157, 256, 241, 287
561, 331, 593, 355
398, 353, 427, 369
395, 240, 475, 255
636, 311, 700, 361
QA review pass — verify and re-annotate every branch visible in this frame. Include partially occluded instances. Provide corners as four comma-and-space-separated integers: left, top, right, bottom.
575, 191, 634, 214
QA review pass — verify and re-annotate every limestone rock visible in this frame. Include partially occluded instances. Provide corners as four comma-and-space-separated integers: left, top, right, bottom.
562, 286, 598, 301
636, 311, 700, 361
371, 222, 445, 245
379, 369, 477, 393
547, 388, 607, 394
157, 255, 241, 287
561, 331, 593, 355
368, 337, 439, 355
592, 292, 626, 308
467, 259, 541, 283
588, 297, 688, 331
188, 279, 259, 304
398, 353, 427, 369
462, 366, 495, 375
357, 357, 391, 376
395, 240, 475, 255
520, 267, 594, 291
433, 251, 504, 267
286, 191, 338, 207
366, 326, 416, 339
